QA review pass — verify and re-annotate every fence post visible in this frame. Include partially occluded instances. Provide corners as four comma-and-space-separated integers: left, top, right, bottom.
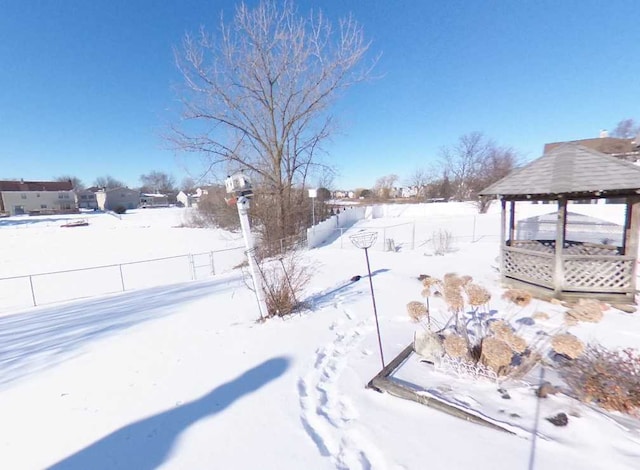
412, 221, 416, 250
472, 216, 477, 243
188, 254, 195, 280
119, 265, 125, 291
29, 275, 37, 306
210, 251, 215, 276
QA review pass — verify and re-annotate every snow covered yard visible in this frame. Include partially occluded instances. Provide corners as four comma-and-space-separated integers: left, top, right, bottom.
0, 204, 639, 469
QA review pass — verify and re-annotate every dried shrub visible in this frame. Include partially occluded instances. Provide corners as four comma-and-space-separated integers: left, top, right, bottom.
565, 299, 604, 324
443, 334, 468, 359
407, 301, 428, 322
551, 334, 585, 359
260, 250, 312, 317
504, 334, 528, 354
432, 229, 454, 255
560, 345, 640, 416
502, 288, 532, 307
465, 283, 491, 307
481, 337, 513, 374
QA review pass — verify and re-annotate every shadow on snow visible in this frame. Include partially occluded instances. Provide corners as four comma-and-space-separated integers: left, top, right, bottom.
0, 275, 243, 387
47, 357, 290, 470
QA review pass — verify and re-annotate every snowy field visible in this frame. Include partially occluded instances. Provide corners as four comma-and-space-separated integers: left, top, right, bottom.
0, 203, 639, 469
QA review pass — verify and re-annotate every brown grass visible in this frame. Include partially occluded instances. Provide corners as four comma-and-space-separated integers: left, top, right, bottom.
565, 299, 604, 324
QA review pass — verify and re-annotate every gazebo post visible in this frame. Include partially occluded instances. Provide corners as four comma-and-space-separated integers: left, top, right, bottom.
553, 198, 567, 295
624, 196, 640, 300
508, 200, 516, 242
500, 198, 506, 281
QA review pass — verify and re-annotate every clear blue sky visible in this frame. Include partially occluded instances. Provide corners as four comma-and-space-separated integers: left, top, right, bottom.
1, 0, 638, 190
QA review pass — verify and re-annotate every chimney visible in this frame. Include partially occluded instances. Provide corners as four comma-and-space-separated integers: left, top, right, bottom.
599, 129, 608, 138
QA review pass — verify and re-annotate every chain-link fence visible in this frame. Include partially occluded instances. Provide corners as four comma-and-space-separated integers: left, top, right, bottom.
312, 214, 501, 252
0, 246, 245, 313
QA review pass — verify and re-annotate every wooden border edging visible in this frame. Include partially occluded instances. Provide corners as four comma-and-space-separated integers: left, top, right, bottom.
367, 343, 514, 435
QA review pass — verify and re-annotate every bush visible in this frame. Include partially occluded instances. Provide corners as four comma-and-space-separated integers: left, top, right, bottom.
113, 205, 127, 214
259, 250, 311, 317
559, 344, 640, 416
432, 229, 454, 256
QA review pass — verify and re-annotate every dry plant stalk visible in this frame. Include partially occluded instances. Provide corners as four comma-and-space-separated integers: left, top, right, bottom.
502, 288, 532, 307
460, 275, 473, 285
406, 301, 428, 323
551, 333, 585, 359
443, 334, 468, 359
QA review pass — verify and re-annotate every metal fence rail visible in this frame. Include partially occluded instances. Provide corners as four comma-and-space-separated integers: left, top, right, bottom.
0, 246, 245, 313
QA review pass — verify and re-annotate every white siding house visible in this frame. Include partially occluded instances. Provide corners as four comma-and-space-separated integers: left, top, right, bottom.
0, 180, 77, 216
95, 187, 140, 211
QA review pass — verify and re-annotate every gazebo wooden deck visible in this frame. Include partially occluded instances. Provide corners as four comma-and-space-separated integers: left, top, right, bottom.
480, 143, 640, 304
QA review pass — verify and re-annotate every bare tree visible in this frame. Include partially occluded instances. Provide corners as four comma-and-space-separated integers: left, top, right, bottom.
180, 176, 197, 193
406, 167, 435, 198
139, 171, 176, 194
374, 174, 398, 199
439, 133, 519, 202
171, 0, 374, 251
94, 175, 125, 189
55, 175, 84, 190
612, 118, 639, 139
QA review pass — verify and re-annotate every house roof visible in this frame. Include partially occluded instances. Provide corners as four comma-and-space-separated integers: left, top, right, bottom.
543, 137, 636, 156
0, 180, 73, 192
480, 143, 640, 198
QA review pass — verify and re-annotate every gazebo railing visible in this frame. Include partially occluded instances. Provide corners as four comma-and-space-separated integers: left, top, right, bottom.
503, 246, 554, 288
504, 241, 635, 295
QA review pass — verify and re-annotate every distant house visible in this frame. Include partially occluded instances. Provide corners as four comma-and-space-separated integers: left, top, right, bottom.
176, 190, 199, 208
95, 187, 139, 211
0, 179, 77, 216
544, 132, 639, 162
140, 193, 169, 208
75, 188, 99, 210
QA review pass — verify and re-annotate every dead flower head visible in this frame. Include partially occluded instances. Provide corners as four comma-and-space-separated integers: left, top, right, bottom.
465, 283, 491, 306
502, 288, 532, 307
551, 333, 585, 359
406, 301, 428, 322
443, 334, 468, 359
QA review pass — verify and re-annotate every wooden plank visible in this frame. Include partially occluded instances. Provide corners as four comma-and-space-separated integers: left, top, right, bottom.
367, 344, 514, 435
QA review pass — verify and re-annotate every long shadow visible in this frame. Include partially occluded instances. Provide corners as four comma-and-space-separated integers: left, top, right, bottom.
0, 275, 244, 387
47, 357, 290, 470
305, 268, 391, 310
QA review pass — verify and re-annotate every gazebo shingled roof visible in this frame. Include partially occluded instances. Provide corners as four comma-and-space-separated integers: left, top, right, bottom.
480, 143, 640, 198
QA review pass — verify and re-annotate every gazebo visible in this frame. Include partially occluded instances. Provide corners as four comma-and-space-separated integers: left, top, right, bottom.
480, 143, 640, 304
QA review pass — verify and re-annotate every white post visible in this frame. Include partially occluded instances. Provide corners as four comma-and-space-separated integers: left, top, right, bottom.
236, 197, 269, 318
